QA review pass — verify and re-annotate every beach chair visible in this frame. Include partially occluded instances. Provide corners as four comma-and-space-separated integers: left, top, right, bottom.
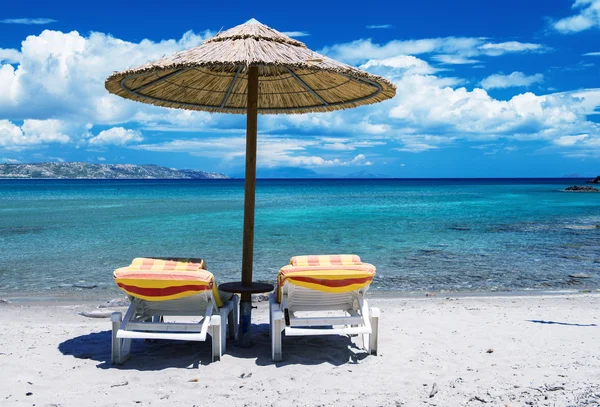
110, 257, 238, 364
270, 255, 380, 362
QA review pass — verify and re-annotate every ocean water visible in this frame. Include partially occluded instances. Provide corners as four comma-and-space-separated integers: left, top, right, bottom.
0, 179, 599, 299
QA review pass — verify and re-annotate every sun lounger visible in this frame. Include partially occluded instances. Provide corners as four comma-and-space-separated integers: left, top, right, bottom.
111, 257, 238, 363
270, 254, 380, 362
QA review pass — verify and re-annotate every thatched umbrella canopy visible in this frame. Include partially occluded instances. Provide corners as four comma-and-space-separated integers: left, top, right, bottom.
105, 18, 396, 338
105, 18, 396, 113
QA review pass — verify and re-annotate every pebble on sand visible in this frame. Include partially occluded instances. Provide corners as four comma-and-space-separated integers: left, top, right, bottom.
78, 310, 115, 318
98, 298, 130, 308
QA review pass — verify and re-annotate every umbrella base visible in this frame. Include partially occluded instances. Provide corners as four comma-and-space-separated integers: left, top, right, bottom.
239, 300, 253, 348
219, 281, 275, 348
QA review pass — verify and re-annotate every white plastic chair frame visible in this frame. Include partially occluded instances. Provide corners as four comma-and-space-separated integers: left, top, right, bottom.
111, 292, 239, 364
270, 284, 380, 362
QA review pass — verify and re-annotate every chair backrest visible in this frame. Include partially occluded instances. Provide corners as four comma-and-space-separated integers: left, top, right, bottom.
277, 254, 376, 307
113, 257, 226, 306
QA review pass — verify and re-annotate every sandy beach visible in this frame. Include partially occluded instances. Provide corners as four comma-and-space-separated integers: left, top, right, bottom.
0, 293, 598, 406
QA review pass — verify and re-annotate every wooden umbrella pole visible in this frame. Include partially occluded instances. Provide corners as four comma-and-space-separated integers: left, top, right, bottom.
239, 66, 259, 346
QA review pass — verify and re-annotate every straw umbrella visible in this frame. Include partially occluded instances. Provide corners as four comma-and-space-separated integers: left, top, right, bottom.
105, 18, 396, 343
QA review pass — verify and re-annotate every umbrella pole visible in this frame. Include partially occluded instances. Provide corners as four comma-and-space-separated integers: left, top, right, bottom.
239, 66, 259, 347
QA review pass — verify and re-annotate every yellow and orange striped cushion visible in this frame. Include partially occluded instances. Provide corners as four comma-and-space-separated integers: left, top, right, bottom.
277, 255, 375, 302
113, 258, 225, 306
290, 254, 362, 267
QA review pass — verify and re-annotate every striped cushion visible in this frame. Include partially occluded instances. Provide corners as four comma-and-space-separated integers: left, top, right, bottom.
277, 255, 375, 302
114, 258, 225, 306
290, 254, 362, 267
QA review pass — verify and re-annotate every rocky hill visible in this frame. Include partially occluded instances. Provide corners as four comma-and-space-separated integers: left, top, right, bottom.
0, 162, 229, 179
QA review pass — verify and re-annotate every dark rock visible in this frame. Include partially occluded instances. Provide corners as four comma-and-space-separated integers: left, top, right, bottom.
73, 283, 98, 289
569, 273, 593, 279
0, 299, 10, 305
429, 383, 438, 398
586, 176, 600, 184
564, 185, 599, 192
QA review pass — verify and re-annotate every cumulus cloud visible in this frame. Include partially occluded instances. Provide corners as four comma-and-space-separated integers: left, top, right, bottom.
0, 27, 599, 164
553, 0, 600, 33
554, 134, 589, 146
133, 136, 374, 168
88, 127, 143, 146
0, 29, 213, 124
480, 72, 544, 89
0, 119, 70, 150
0, 49, 21, 63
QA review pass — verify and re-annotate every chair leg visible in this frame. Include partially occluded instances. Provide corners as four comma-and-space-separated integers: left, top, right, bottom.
111, 312, 130, 364
270, 294, 284, 362
210, 315, 222, 362
369, 307, 380, 355
228, 295, 239, 340
219, 308, 228, 353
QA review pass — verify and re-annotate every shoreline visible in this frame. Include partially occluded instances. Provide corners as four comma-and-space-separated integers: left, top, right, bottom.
2, 287, 599, 306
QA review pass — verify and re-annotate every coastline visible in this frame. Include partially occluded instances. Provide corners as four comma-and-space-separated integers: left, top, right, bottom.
2, 286, 599, 306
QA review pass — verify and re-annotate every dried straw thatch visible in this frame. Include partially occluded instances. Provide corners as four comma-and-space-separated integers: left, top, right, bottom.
105, 19, 396, 114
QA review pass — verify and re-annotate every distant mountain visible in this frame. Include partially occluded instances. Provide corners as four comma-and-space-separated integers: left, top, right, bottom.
344, 170, 387, 179
230, 167, 325, 179
0, 162, 229, 179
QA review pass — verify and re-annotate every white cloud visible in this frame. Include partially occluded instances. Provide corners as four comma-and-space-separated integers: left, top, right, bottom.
133, 136, 375, 168
281, 31, 310, 38
432, 55, 480, 65
88, 127, 143, 146
361, 55, 439, 75
553, 134, 589, 146
480, 72, 544, 89
321, 37, 548, 64
583, 51, 600, 56
0, 18, 56, 25
0, 27, 599, 163
478, 41, 546, 55
366, 24, 393, 29
553, 0, 600, 33
0, 49, 21, 63
0, 119, 70, 150
0, 29, 213, 125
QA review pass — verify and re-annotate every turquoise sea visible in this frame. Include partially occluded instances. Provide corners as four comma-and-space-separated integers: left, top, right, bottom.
0, 179, 599, 299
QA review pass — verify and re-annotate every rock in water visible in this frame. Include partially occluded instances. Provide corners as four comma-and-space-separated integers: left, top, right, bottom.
564, 185, 599, 192
73, 283, 98, 289
586, 176, 600, 184
569, 273, 593, 279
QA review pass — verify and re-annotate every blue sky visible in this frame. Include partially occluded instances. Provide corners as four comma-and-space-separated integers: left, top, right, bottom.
1, 0, 599, 177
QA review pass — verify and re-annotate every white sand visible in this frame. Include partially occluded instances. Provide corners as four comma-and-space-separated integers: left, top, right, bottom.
0, 294, 599, 406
